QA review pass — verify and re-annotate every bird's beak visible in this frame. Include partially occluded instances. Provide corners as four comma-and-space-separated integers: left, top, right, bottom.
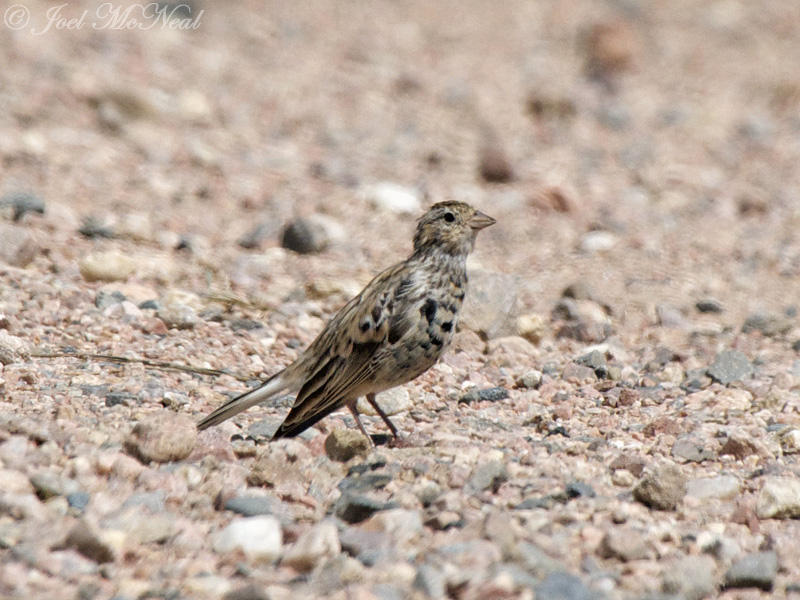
468, 210, 496, 230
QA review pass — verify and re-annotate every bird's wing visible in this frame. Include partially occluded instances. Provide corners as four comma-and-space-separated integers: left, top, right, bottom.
273, 263, 424, 437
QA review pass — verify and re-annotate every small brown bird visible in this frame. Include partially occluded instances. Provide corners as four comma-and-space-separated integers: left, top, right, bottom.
198, 201, 495, 442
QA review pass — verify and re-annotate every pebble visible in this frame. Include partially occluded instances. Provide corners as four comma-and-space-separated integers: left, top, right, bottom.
1, 191, 45, 221
280, 215, 342, 254
282, 520, 341, 572
662, 554, 717, 600
414, 563, 446, 599
756, 476, 800, 519
707, 350, 752, 385
79, 251, 136, 282
466, 459, 508, 493
124, 412, 197, 463
459, 386, 509, 404
356, 387, 412, 417
224, 495, 283, 518
517, 369, 543, 389
696, 298, 723, 313
362, 182, 421, 214
213, 516, 283, 563
29, 472, 81, 499
598, 527, 650, 561
686, 475, 740, 501
67, 492, 91, 512
742, 312, 793, 337
534, 572, 596, 600
222, 584, 270, 600
671, 436, 715, 463
633, 462, 686, 510
334, 493, 394, 524
479, 141, 515, 183
724, 551, 777, 591
63, 521, 115, 563
0, 223, 38, 267
780, 428, 800, 454
516, 313, 546, 344
579, 230, 618, 253
156, 302, 199, 330
0, 331, 30, 365
325, 429, 370, 462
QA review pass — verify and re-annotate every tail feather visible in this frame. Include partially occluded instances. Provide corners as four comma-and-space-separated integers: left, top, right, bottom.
197, 371, 288, 430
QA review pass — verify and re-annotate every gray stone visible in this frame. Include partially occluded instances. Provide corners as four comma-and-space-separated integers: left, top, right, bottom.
157, 303, 199, 330
535, 572, 598, 600
633, 462, 686, 510
122, 491, 166, 513
662, 554, 717, 600
338, 473, 392, 493
458, 386, 509, 404
325, 429, 370, 462
280, 216, 338, 254
213, 516, 283, 562
686, 475, 741, 501
124, 413, 197, 464
414, 563, 446, 599
724, 551, 777, 591
696, 299, 723, 313
707, 350, 752, 385
516, 542, 566, 577
671, 436, 715, 463
756, 477, 800, 519
334, 493, 393, 523
224, 495, 282, 518
466, 460, 509, 493
598, 527, 650, 561
356, 387, 412, 417
222, 584, 269, 600
517, 370, 543, 389
1, 191, 45, 221
566, 481, 596, 498
742, 313, 793, 337
67, 492, 91, 512
0, 223, 38, 267
29, 472, 80, 499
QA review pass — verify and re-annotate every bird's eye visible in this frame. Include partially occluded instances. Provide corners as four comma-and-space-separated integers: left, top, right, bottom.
443, 212, 455, 223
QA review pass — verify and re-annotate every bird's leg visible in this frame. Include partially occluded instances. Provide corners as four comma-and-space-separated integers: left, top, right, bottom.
348, 404, 375, 447
366, 393, 398, 438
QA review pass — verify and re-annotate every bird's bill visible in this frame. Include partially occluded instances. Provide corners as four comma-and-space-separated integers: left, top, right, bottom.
468, 210, 496, 230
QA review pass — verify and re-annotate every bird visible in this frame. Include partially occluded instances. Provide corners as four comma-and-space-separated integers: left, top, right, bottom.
197, 201, 495, 443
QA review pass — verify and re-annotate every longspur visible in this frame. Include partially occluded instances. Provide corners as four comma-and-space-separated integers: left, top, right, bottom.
198, 201, 495, 442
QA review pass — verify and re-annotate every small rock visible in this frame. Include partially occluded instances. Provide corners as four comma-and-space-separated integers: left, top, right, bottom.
579, 230, 617, 253
224, 495, 283, 518
696, 299, 723, 313
466, 460, 508, 493
742, 312, 793, 337
238, 222, 272, 249
213, 516, 283, 563
280, 214, 343, 254
756, 477, 800, 519
30, 472, 80, 499
95, 290, 126, 309
325, 429, 370, 462
598, 527, 650, 561
79, 251, 136, 282
0, 223, 38, 267
338, 472, 392, 494
63, 521, 115, 563
334, 493, 393, 524
124, 412, 197, 463
459, 386, 509, 404
724, 551, 777, 591
356, 387, 412, 417
633, 462, 686, 510
362, 182, 421, 214
414, 563, 446, 599
671, 436, 715, 463
662, 554, 717, 600
78, 216, 115, 239
67, 491, 91, 512
0, 331, 30, 365
223, 584, 270, 600
535, 572, 595, 600
686, 475, 741, 501
283, 520, 340, 572
585, 20, 638, 76
517, 370, 543, 389
1, 191, 45, 221
516, 313, 546, 344
707, 350, 752, 385
157, 303, 199, 330
479, 141, 514, 183
780, 428, 800, 454
565, 481, 596, 498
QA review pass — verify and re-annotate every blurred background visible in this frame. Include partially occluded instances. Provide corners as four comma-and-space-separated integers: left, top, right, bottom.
2, 0, 800, 346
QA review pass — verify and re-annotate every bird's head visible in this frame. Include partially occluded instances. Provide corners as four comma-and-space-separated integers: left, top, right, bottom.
413, 201, 495, 256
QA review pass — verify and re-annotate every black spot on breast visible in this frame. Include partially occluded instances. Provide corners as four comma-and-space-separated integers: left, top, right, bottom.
430, 334, 444, 346
360, 321, 370, 332
371, 304, 382, 323
420, 340, 431, 351
422, 298, 437, 324
441, 321, 453, 332
396, 277, 414, 297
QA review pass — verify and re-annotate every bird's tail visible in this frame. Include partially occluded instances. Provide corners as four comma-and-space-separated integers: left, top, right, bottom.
197, 370, 289, 431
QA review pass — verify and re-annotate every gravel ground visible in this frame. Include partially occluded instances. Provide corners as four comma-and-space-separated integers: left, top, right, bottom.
2, 1, 800, 598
